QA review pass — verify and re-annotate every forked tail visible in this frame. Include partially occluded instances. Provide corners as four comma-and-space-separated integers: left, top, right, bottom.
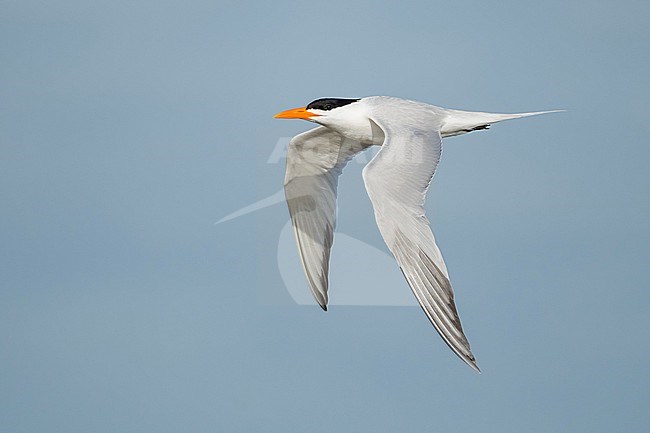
440, 108, 563, 138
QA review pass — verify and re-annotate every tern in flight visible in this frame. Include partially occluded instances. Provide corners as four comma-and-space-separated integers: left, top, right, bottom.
274, 96, 560, 372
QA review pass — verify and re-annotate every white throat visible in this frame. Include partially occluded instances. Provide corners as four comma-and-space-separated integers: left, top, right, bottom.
312, 101, 382, 145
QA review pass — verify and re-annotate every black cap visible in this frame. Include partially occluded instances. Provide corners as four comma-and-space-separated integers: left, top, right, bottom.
306, 98, 360, 111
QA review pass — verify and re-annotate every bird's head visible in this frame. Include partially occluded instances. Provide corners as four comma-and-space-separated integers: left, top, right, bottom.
274, 98, 361, 127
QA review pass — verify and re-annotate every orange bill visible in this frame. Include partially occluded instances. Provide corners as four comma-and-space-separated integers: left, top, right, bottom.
273, 106, 319, 120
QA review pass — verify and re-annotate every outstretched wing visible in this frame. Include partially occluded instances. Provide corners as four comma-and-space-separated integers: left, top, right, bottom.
284, 126, 370, 310
362, 114, 480, 372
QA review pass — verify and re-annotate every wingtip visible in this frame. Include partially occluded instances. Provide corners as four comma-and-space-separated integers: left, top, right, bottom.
467, 359, 481, 374
320, 304, 328, 312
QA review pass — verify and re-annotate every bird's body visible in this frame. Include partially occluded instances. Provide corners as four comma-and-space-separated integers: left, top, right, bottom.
275, 96, 560, 372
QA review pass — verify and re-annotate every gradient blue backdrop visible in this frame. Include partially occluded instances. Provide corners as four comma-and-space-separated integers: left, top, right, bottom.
1, 1, 648, 432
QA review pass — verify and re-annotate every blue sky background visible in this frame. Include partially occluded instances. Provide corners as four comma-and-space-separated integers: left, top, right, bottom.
1, 1, 648, 432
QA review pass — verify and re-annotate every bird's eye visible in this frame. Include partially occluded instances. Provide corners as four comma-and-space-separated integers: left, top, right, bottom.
324, 104, 332, 110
